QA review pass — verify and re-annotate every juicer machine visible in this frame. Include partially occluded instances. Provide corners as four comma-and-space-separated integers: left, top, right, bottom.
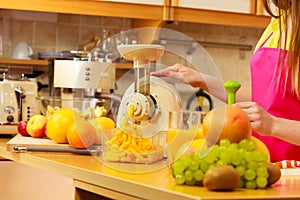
116, 44, 182, 136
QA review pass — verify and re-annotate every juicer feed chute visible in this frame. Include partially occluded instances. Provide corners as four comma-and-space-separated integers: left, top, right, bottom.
116, 44, 181, 137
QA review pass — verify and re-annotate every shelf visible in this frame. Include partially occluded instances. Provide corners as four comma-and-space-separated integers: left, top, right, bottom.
0, 58, 132, 70
0, 58, 49, 66
116, 62, 133, 69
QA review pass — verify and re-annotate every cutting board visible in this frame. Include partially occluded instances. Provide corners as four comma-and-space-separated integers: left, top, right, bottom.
7, 134, 71, 152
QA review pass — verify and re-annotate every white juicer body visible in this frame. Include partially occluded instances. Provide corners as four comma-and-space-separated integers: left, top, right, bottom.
117, 76, 182, 137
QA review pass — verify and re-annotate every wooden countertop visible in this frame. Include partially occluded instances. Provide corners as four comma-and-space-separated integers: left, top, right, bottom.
1, 136, 300, 200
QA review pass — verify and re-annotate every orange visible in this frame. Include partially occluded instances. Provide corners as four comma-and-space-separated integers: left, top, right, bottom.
251, 136, 271, 162
66, 117, 96, 148
175, 138, 206, 158
203, 106, 251, 146
96, 117, 116, 130
195, 125, 205, 139
90, 117, 116, 145
46, 109, 80, 144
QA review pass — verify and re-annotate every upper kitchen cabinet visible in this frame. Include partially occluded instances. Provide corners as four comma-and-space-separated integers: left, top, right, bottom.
0, 0, 165, 21
170, 0, 271, 28
102, 0, 164, 6
256, 0, 277, 16
174, 0, 254, 14
0, 0, 271, 28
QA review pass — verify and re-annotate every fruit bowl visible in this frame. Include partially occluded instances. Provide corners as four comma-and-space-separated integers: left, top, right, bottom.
101, 128, 166, 164
36, 96, 111, 120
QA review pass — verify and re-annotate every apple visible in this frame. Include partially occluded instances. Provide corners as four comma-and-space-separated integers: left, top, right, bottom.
26, 115, 47, 138
17, 120, 30, 136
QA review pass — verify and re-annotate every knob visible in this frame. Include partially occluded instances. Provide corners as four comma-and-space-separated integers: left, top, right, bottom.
7, 115, 14, 122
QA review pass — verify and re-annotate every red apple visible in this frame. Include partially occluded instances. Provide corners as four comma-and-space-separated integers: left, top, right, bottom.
26, 115, 47, 138
17, 120, 30, 136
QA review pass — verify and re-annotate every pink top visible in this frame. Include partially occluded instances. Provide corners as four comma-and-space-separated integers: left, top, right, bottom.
250, 17, 300, 162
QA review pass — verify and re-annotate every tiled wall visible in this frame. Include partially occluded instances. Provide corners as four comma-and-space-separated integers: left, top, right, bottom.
160, 21, 264, 107
0, 10, 132, 57
161, 21, 264, 86
0, 9, 265, 107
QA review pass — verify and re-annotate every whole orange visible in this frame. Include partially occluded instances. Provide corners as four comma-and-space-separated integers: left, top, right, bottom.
251, 136, 270, 162
66, 117, 96, 148
176, 138, 206, 158
202, 106, 251, 146
46, 109, 80, 144
90, 117, 116, 145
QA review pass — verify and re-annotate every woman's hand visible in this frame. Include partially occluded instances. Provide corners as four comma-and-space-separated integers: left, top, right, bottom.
151, 63, 204, 88
233, 101, 275, 136
151, 63, 233, 102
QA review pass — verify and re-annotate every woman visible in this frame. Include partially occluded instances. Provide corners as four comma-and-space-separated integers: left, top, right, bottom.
152, 0, 300, 162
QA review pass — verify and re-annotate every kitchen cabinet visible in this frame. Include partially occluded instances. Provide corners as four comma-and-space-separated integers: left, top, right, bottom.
0, 0, 165, 21
0, 0, 270, 29
0, 161, 75, 200
1, 137, 300, 200
102, 0, 165, 6
172, 0, 255, 14
256, 0, 277, 16
169, 0, 270, 28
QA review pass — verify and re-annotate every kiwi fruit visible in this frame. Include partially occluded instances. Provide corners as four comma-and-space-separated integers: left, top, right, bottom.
203, 165, 240, 191
267, 163, 281, 186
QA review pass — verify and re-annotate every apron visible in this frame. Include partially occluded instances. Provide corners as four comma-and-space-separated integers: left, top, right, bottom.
250, 32, 300, 162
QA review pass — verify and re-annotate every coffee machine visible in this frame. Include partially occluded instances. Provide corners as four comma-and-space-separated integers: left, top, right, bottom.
0, 72, 38, 134
53, 60, 116, 110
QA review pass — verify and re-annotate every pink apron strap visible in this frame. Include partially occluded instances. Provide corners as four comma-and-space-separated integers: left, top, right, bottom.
259, 32, 273, 48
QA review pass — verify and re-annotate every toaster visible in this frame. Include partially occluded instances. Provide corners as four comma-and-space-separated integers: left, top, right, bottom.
0, 79, 39, 134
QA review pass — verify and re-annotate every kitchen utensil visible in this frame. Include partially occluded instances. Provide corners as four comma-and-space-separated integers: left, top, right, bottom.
224, 80, 241, 105
36, 96, 111, 119
167, 111, 202, 164
79, 36, 101, 52
38, 52, 74, 60
13, 145, 100, 155
7, 134, 101, 154
101, 128, 166, 164
186, 88, 213, 111
11, 42, 33, 59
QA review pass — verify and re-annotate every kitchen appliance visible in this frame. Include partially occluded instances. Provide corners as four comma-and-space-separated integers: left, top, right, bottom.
116, 44, 182, 137
53, 60, 116, 109
186, 88, 213, 112
0, 75, 38, 134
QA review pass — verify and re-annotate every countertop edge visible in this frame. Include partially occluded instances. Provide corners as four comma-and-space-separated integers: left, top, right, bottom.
0, 139, 198, 200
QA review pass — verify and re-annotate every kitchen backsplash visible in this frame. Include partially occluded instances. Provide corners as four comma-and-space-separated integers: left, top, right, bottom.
0, 9, 265, 107
0, 10, 132, 56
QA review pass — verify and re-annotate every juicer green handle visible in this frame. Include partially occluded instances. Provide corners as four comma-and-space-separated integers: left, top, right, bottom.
224, 81, 241, 105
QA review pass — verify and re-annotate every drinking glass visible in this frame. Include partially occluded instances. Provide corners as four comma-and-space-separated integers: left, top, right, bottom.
167, 111, 202, 165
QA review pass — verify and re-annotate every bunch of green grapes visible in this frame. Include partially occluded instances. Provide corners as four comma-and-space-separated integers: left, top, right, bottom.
171, 138, 269, 189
